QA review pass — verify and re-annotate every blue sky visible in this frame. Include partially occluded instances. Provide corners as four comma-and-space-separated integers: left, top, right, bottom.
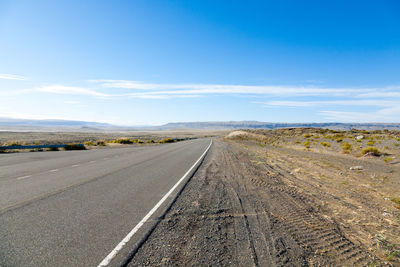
1, 0, 399, 125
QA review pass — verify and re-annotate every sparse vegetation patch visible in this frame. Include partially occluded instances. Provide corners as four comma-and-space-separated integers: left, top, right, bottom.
320, 142, 331, 147
361, 147, 381, 156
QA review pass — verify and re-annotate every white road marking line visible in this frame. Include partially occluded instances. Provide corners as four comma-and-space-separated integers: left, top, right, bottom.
71, 164, 80, 167
16, 175, 32, 180
48, 169, 59, 172
97, 140, 213, 267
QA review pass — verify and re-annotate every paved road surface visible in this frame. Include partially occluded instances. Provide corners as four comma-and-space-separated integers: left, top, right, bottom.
0, 138, 211, 266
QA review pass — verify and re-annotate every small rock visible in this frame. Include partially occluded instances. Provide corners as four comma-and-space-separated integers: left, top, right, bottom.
355, 135, 364, 140
382, 212, 390, 217
350, 166, 363, 170
339, 172, 343, 175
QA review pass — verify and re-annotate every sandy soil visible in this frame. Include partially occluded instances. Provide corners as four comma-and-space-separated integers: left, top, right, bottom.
129, 134, 396, 266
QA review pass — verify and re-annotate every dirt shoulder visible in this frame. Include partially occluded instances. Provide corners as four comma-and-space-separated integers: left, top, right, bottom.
129, 139, 385, 266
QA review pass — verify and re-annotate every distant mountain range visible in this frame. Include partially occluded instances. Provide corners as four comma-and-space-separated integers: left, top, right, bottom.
0, 118, 112, 127
161, 121, 400, 130
0, 118, 399, 131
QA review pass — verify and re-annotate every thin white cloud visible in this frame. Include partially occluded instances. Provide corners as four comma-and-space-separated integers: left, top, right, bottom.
128, 94, 201, 99
356, 91, 400, 98
264, 100, 399, 107
0, 73, 27, 80
89, 80, 373, 96
37, 85, 110, 97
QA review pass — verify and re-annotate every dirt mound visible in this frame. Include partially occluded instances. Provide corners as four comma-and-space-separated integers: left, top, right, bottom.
225, 130, 266, 141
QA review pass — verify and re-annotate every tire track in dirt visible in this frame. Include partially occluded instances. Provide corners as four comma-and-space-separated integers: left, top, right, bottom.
128, 140, 374, 266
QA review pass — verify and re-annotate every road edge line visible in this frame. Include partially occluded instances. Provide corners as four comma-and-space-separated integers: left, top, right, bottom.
97, 139, 213, 267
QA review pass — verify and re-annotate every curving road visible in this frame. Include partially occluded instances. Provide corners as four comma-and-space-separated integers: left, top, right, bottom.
0, 138, 211, 266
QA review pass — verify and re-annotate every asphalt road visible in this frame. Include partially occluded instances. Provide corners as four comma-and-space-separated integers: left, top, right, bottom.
0, 138, 211, 266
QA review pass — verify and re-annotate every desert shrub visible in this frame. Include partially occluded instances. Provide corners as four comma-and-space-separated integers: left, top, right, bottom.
114, 138, 133, 144
294, 140, 301, 144
159, 138, 175, 143
336, 138, 343, 143
366, 140, 376, 146
64, 144, 86, 150
303, 141, 310, 148
84, 141, 95, 146
146, 139, 155, 143
356, 139, 361, 142
303, 134, 312, 138
333, 133, 345, 138
7, 141, 22, 146
314, 135, 320, 139
361, 147, 380, 156
394, 143, 399, 147
384, 157, 394, 163
96, 140, 106, 146
320, 142, 331, 147
342, 142, 352, 153
384, 146, 389, 149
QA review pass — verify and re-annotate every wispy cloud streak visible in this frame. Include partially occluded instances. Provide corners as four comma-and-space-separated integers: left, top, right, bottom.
90, 80, 375, 96
37, 85, 110, 97
0, 73, 27, 80
264, 100, 400, 107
